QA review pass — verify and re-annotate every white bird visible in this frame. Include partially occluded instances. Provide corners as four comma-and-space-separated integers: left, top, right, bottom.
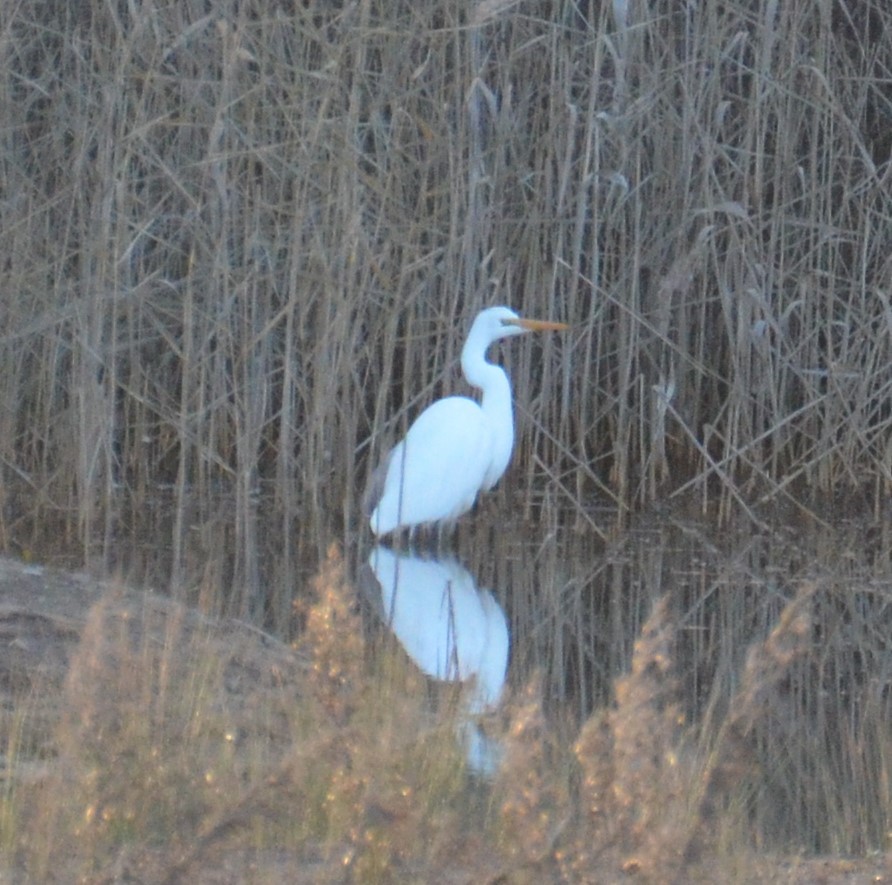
368, 306, 568, 536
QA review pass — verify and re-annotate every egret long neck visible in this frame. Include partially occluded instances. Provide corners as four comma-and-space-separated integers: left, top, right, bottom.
461, 344, 515, 490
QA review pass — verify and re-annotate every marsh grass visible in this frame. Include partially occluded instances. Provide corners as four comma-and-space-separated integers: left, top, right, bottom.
2, 0, 892, 874
1, 0, 891, 619
7, 547, 483, 881
0, 546, 887, 881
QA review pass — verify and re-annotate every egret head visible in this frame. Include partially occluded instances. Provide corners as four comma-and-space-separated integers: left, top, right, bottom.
468, 306, 569, 348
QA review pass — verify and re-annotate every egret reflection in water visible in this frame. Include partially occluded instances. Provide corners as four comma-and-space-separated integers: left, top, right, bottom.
365, 545, 510, 774
366, 546, 509, 710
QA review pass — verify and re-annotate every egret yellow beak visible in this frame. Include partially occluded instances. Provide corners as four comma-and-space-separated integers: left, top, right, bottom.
503, 317, 570, 332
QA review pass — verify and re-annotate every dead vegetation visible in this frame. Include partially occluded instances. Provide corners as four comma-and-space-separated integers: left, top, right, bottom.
0, 548, 888, 882
1, 0, 892, 878
0, 0, 891, 609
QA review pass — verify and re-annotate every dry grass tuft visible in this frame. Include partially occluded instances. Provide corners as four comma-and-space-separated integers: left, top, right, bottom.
552, 584, 854, 882
16, 584, 307, 881
555, 594, 698, 880
300, 543, 367, 724
702, 583, 816, 823
493, 678, 572, 877
604, 595, 695, 877
0, 552, 889, 880
0, 555, 620, 879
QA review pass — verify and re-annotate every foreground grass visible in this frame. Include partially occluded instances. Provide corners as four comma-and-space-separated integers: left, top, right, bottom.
1, 546, 888, 882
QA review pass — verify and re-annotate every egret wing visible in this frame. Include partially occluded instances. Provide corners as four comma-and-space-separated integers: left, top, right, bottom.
370, 396, 493, 534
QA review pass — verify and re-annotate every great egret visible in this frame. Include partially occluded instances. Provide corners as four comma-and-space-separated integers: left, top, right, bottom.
368, 306, 568, 536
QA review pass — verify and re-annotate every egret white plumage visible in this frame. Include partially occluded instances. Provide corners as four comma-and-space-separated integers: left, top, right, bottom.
368, 306, 568, 536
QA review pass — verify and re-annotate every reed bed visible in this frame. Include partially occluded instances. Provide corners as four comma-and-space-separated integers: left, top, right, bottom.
1, 1, 890, 598
2, 3, 891, 874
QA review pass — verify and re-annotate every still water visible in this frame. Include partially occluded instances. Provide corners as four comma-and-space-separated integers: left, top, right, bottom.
97, 483, 892, 857
353, 494, 892, 855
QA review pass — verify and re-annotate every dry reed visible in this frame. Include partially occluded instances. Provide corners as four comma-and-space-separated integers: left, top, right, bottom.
0, 0, 889, 613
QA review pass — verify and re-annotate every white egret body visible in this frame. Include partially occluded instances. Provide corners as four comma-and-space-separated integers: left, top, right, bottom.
368, 306, 568, 536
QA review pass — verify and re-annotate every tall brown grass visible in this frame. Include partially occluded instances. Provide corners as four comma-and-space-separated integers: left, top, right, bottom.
6, 546, 886, 881
2, 2, 890, 873
1, 1, 891, 604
